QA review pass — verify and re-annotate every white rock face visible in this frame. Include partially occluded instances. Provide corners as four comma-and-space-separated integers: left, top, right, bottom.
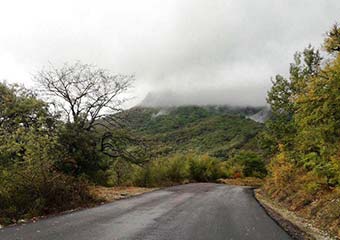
247, 107, 271, 123
151, 109, 170, 118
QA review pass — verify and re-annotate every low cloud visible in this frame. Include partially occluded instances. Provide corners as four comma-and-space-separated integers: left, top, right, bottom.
0, 0, 339, 106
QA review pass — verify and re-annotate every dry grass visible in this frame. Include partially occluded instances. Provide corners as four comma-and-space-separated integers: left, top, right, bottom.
255, 189, 336, 240
217, 177, 264, 187
263, 169, 340, 239
89, 186, 157, 202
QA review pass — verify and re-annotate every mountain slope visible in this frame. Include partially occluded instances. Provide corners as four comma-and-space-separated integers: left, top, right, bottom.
120, 105, 265, 159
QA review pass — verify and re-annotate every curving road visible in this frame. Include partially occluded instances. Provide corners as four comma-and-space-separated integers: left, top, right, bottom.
0, 183, 292, 240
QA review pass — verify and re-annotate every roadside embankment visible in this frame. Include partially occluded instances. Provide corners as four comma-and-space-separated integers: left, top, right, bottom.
255, 189, 338, 240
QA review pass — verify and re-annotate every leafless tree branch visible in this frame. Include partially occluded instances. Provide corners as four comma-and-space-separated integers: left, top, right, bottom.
35, 62, 134, 130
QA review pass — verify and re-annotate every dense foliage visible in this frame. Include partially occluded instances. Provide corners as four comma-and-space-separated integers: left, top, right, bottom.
0, 84, 93, 224
262, 23, 340, 236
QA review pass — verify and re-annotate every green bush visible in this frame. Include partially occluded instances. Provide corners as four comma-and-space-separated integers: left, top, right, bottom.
0, 162, 93, 225
232, 151, 267, 178
188, 155, 229, 181
131, 153, 230, 187
0, 125, 94, 225
131, 154, 189, 187
165, 154, 190, 182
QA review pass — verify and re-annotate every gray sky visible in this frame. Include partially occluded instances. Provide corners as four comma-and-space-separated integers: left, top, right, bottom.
0, 0, 339, 106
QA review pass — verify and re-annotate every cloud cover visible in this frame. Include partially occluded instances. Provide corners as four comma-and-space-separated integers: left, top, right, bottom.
0, 0, 339, 106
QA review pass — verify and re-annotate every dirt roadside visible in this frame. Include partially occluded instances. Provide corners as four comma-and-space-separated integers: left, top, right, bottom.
89, 186, 157, 202
254, 189, 336, 240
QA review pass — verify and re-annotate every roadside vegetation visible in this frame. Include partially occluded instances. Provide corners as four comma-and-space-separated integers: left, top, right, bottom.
261, 22, 340, 238
112, 152, 266, 188
0, 63, 144, 225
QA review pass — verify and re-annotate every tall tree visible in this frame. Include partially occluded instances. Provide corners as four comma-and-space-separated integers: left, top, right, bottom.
264, 45, 322, 154
35, 62, 148, 180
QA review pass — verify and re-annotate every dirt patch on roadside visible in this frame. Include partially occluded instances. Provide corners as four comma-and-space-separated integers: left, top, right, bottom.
89, 186, 157, 202
217, 177, 263, 187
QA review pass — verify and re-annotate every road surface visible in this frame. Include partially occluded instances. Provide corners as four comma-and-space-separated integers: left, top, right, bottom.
0, 183, 292, 240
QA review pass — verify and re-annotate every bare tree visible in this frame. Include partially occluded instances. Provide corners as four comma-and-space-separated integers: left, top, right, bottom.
35, 62, 134, 130
35, 62, 150, 171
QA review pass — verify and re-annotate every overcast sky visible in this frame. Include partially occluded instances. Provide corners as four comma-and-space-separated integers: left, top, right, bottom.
0, 0, 339, 106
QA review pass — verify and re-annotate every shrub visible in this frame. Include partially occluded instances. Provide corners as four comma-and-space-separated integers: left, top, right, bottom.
165, 154, 190, 182
132, 153, 230, 187
0, 129, 94, 225
0, 164, 92, 225
188, 155, 228, 181
232, 151, 267, 178
134, 154, 191, 187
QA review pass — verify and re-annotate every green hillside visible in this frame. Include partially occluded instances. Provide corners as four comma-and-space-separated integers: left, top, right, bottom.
119, 105, 265, 159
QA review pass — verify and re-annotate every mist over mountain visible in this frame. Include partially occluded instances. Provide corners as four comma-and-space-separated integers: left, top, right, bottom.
139, 86, 268, 108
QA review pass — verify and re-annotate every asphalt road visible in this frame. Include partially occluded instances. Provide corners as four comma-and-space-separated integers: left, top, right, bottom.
0, 183, 292, 240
